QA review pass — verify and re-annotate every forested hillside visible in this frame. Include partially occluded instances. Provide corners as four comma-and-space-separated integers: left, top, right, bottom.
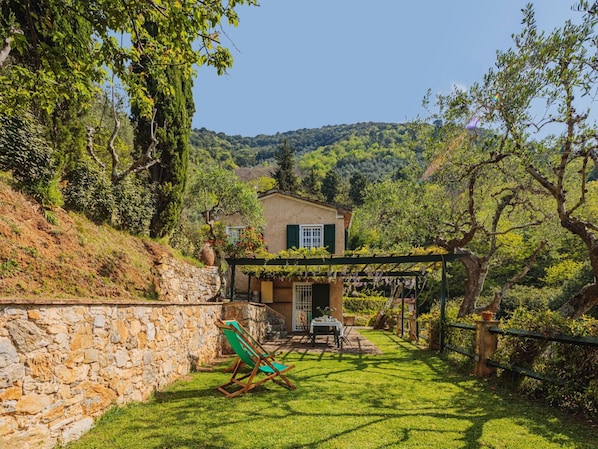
190, 122, 425, 181
2, 1, 597, 321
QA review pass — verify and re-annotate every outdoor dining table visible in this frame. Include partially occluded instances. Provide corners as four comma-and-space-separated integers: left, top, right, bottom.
310, 317, 344, 348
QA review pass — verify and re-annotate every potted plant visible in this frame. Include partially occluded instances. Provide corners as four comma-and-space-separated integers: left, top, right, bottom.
316, 306, 335, 319
481, 310, 494, 321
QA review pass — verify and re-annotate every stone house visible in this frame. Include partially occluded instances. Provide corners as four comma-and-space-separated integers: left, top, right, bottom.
226, 189, 352, 334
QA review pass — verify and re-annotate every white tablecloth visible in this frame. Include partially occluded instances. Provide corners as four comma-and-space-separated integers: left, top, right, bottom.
310, 318, 344, 337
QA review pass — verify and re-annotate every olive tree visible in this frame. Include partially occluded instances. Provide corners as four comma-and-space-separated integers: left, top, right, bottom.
466, 4, 598, 318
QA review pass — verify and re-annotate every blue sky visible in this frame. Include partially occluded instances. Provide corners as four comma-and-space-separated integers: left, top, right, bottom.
193, 1, 584, 137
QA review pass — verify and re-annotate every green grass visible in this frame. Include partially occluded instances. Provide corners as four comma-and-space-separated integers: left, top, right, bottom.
65, 330, 596, 449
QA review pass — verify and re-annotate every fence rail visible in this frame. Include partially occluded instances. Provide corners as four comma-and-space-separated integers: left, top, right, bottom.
488, 326, 598, 347
484, 359, 564, 385
448, 322, 476, 331
441, 320, 598, 385
444, 343, 475, 359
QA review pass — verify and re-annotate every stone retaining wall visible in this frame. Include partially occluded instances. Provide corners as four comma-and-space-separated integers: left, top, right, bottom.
154, 258, 220, 302
0, 300, 227, 449
0, 255, 269, 449
221, 301, 268, 350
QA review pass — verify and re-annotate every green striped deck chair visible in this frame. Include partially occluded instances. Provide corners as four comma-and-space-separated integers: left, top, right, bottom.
216, 320, 296, 398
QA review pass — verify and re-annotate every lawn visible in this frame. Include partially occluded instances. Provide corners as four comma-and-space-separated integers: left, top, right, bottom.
65, 330, 597, 449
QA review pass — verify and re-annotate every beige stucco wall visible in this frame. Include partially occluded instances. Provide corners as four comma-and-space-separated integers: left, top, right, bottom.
259, 193, 347, 255
226, 191, 351, 330
255, 278, 344, 333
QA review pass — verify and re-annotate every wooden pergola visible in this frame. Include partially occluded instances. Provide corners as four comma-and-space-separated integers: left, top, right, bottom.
226, 252, 465, 349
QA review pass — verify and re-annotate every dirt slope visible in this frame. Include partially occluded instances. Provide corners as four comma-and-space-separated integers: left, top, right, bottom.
0, 180, 171, 300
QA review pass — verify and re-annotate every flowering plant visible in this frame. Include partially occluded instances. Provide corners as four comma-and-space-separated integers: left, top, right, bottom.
316, 306, 335, 316
226, 227, 265, 258
207, 226, 266, 258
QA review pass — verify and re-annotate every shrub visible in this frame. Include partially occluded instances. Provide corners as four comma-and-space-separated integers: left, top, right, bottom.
493, 308, 598, 420
63, 162, 114, 224
112, 178, 154, 235
495, 285, 557, 319
341, 294, 390, 327
0, 114, 61, 207
343, 295, 388, 314
419, 301, 474, 363
169, 222, 197, 259
548, 261, 595, 313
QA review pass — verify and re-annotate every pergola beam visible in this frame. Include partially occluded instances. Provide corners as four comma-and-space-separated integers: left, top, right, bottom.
227, 253, 463, 267
241, 270, 424, 278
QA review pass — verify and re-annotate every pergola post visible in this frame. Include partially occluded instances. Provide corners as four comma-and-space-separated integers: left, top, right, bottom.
400, 281, 405, 337
415, 276, 420, 340
230, 261, 236, 302
247, 273, 252, 302
439, 258, 447, 352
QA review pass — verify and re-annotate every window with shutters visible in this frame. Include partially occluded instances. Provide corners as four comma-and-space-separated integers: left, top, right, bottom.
287, 224, 336, 252
300, 225, 323, 249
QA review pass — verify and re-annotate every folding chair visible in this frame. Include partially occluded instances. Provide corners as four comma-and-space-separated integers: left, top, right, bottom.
339, 322, 352, 348
298, 311, 315, 345
216, 320, 296, 398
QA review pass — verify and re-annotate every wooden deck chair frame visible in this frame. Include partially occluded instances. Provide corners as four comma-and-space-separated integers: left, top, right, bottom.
216, 319, 296, 398
298, 311, 315, 345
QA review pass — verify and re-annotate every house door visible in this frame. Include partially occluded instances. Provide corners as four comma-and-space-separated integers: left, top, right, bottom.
292, 283, 330, 331
292, 283, 311, 332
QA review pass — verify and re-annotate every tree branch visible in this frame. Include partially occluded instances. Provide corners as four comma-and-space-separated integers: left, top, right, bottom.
0, 27, 23, 67
482, 239, 547, 313
108, 99, 121, 182
114, 108, 161, 182
85, 126, 106, 171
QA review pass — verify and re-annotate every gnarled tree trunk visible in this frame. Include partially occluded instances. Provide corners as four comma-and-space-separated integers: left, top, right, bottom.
554, 216, 598, 318
457, 252, 490, 317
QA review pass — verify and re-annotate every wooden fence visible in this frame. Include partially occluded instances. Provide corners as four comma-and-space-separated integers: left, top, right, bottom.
441, 319, 598, 382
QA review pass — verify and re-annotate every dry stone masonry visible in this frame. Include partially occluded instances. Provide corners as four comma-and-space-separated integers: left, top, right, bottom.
0, 258, 269, 449
154, 258, 221, 302
0, 301, 222, 448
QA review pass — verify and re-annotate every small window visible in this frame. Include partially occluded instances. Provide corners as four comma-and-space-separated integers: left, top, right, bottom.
226, 226, 245, 243
300, 225, 323, 249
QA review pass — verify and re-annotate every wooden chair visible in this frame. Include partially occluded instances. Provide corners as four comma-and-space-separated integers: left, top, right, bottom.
216, 320, 296, 398
298, 311, 315, 344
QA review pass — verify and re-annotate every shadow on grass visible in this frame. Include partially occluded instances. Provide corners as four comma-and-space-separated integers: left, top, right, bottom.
68, 330, 597, 449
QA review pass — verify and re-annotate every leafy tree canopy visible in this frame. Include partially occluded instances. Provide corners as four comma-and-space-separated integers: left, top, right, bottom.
1, 0, 257, 117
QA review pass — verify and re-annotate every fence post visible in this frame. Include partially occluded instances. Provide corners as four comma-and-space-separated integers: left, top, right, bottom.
409, 312, 417, 341
428, 318, 440, 350
474, 319, 498, 377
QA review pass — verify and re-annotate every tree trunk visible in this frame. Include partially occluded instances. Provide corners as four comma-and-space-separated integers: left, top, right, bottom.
557, 219, 598, 318
458, 253, 490, 317
558, 282, 598, 319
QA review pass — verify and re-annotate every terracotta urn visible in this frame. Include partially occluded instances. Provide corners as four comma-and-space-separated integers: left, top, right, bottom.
481, 310, 494, 321
200, 243, 215, 266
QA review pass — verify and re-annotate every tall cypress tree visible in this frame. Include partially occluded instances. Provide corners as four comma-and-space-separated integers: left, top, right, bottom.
272, 139, 299, 193
301, 168, 321, 199
321, 169, 340, 204
132, 22, 195, 239
349, 172, 368, 206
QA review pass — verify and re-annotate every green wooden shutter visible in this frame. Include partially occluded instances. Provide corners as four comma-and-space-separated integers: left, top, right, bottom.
312, 283, 330, 316
324, 224, 335, 253
287, 224, 299, 249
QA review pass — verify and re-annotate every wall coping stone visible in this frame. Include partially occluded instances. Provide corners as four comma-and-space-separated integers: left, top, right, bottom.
0, 298, 223, 306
